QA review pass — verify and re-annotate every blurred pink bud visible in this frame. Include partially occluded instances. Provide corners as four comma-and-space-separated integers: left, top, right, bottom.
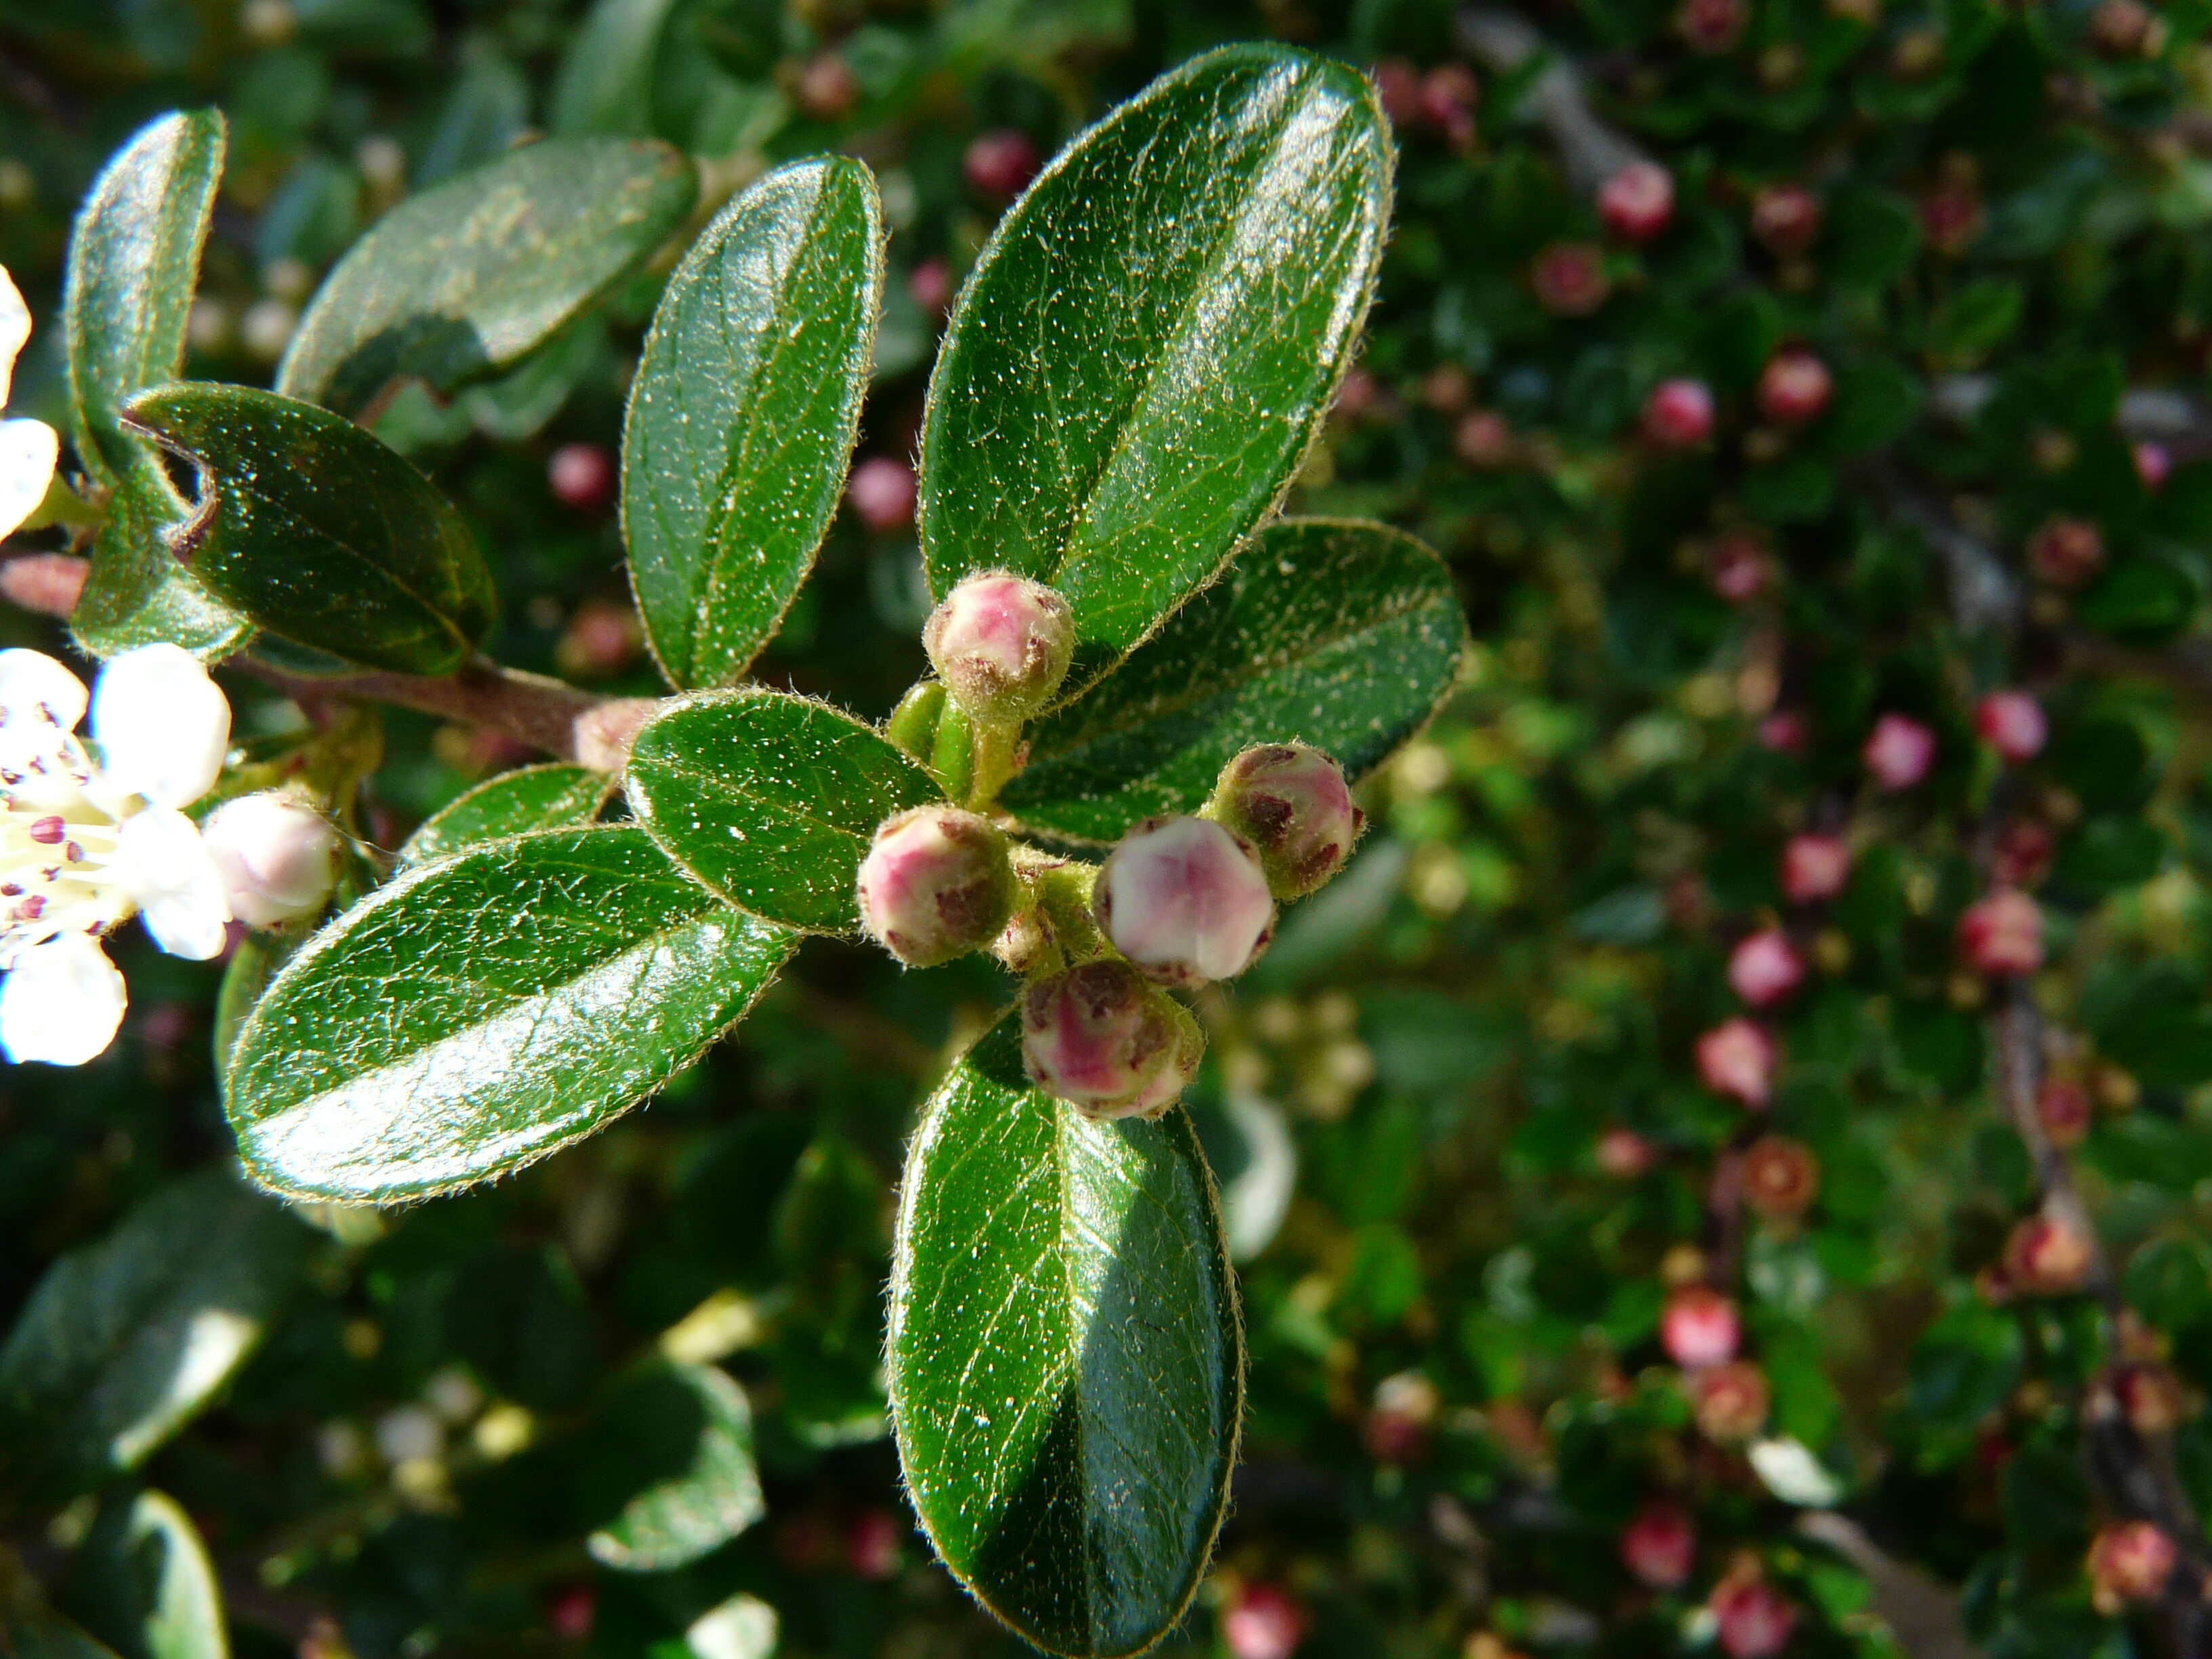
1661, 1286, 1741, 1368
1742, 1134, 1820, 1218
1021, 958, 1203, 1119
1698, 1017, 1776, 1107
1531, 242, 1611, 316
857, 807, 1015, 968
1677, 0, 1748, 52
846, 1508, 902, 1579
964, 129, 1038, 197
554, 596, 643, 680
1975, 689, 2047, 762
1994, 819, 2054, 886
1455, 408, 1515, 467
2038, 1077, 2092, 1147
1620, 1500, 1696, 1589
1727, 929, 1804, 1007
1692, 1361, 1771, 1442
2089, 1522, 2177, 1610
1712, 1574, 1796, 1659
2028, 514, 2105, 586
2135, 441, 2171, 489
1782, 833, 1851, 902
922, 572, 1074, 720
0, 552, 87, 619
1223, 1582, 1307, 1659
1370, 58, 1425, 126
1709, 532, 1768, 602
1757, 349, 1832, 424
546, 1582, 595, 1639
1959, 888, 2043, 977
2005, 1210, 2091, 1294
1919, 185, 1983, 255
548, 442, 615, 513
1750, 183, 1822, 255
1758, 710, 1808, 754
1597, 1125, 1656, 1177
1420, 64, 1480, 143
1208, 742, 1364, 899
1862, 712, 1936, 790
796, 52, 859, 119
201, 792, 340, 928
1096, 815, 1275, 985
1644, 378, 1715, 448
907, 257, 954, 317
1600, 161, 1675, 241
848, 455, 917, 532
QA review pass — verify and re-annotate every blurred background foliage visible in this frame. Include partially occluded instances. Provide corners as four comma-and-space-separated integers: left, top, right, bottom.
7, 0, 2212, 1651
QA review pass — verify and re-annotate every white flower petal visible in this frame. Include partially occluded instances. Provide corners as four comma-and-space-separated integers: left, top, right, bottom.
93, 644, 231, 808
0, 647, 88, 734
1748, 1436, 1843, 1507
115, 805, 230, 960
0, 417, 59, 544
0, 266, 29, 411
1, 937, 125, 1065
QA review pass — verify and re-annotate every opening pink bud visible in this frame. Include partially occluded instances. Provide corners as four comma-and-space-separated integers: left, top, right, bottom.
922, 572, 1075, 722
200, 791, 340, 928
1643, 378, 1715, 448
856, 806, 1015, 967
1096, 815, 1276, 985
1661, 1286, 1741, 1369
1020, 958, 1204, 1120
1975, 690, 2046, 762
1599, 161, 1675, 242
1781, 833, 1851, 903
1756, 348, 1831, 424
1727, 929, 1803, 1008
1697, 1017, 1776, 1108
1958, 888, 2043, 977
1862, 712, 1936, 790
1208, 742, 1364, 899
1711, 1572, 1796, 1659
2089, 1522, 2177, 1610
1620, 1500, 1696, 1589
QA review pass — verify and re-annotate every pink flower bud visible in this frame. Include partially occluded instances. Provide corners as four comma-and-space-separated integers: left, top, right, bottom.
2135, 441, 2171, 490
1420, 64, 1480, 144
1370, 58, 1425, 127
1455, 408, 1515, 467
1709, 532, 1767, 602
1862, 712, 1936, 790
201, 791, 340, 928
964, 129, 1039, 197
2003, 1210, 2091, 1294
1222, 1583, 1307, 1659
847, 455, 917, 533
922, 572, 1075, 721
2089, 1522, 2177, 1610
1975, 689, 2047, 762
1597, 1125, 1656, 1177
1643, 378, 1715, 448
1742, 1134, 1819, 1218
1698, 1017, 1777, 1107
1711, 1573, 1796, 1659
1600, 161, 1675, 242
795, 52, 859, 119
1661, 1286, 1741, 1369
1691, 1360, 1770, 1442
1994, 819, 2054, 887
1958, 888, 2043, 977
2038, 1076, 2092, 1147
1021, 958, 1204, 1119
856, 806, 1015, 967
1208, 742, 1364, 899
907, 257, 954, 318
553, 596, 643, 680
2028, 515, 2104, 587
1620, 1500, 1696, 1589
546, 1582, 595, 1639
1095, 815, 1275, 985
548, 442, 615, 513
1781, 833, 1851, 903
2111, 1361, 2186, 1435
1727, 929, 1804, 1008
1531, 242, 1611, 316
1757, 349, 1832, 424
1677, 0, 1748, 50
1919, 185, 1983, 255
845, 1508, 902, 1580
1749, 183, 1822, 255
1758, 710, 1808, 754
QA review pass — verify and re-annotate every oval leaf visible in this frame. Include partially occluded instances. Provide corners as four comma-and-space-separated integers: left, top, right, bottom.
226, 826, 794, 1202
399, 762, 610, 869
625, 690, 941, 933
888, 1018, 1242, 1659
0, 1168, 304, 1501
71, 458, 249, 662
919, 45, 1390, 687
123, 383, 497, 674
68, 1491, 228, 1659
1004, 518, 1467, 840
275, 136, 697, 413
583, 1360, 764, 1572
624, 157, 883, 688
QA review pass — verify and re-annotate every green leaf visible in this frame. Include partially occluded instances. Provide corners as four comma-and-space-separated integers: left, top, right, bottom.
226, 826, 793, 1202
550, 0, 682, 135
212, 928, 302, 1082
399, 763, 610, 868
887, 1018, 1241, 1659
625, 691, 941, 932
584, 1360, 764, 1572
1003, 519, 1465, 840
70, 458, 249, 662
274, 137, 696, 414
919, 45, 1391, 688
67, 1491, 228, 1659
123, 384, 497, 674
0, 1168, 304, 1500
623, 157, 882, 688
64, 110, 225, 491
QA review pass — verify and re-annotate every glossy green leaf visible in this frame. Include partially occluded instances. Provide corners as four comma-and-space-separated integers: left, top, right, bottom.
123, 384, 497, 674
64, 110, 224, 489
70, 458, 249, 663
550, 0, 682, 136
585, 1360, 764, 1571
0, 1168, 304, 1500
623, 157, 882, 688
919, 45, 1390, 688
212, 928, 301, 1082
1004, 519, 1465, 840
399, 763, 609, 868
625, 691, 941, 932
68, 1491, 228, 1659
226, 826, 794, 1202
888, 1018, 1241, 1659
274, 137, 696, 413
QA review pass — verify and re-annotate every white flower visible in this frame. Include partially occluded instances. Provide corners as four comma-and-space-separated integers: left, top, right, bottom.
0, 266, 60, 545
0, 644, 233, 1066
